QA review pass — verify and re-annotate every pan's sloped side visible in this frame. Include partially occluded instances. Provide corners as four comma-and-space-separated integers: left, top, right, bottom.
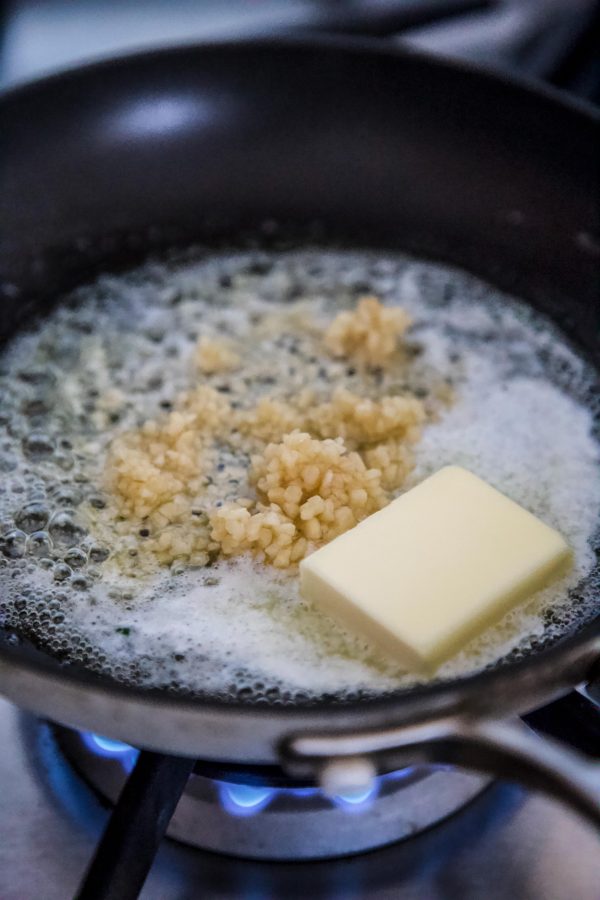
0, 39, 598, 350
0, 38, 598, 759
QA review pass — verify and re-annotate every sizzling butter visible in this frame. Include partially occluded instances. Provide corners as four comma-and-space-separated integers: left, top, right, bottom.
300, 466, 572, 672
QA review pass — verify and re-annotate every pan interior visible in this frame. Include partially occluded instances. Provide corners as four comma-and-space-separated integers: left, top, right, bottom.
0, 245, 599, 707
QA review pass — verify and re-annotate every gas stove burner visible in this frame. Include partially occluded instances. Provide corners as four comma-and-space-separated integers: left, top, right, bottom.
53, 726, 491, 860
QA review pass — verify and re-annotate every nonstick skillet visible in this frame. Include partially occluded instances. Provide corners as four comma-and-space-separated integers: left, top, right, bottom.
0, 37, 599, 839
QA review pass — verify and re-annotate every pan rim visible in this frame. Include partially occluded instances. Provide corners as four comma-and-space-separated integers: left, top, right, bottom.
1, 616, 599, 720
0, 31, 599, 122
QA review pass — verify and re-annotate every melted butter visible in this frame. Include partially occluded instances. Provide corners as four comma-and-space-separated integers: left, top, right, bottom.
0, 248, 598, 702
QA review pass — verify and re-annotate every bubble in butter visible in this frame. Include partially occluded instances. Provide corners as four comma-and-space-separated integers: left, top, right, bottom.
299, 465, 572, 672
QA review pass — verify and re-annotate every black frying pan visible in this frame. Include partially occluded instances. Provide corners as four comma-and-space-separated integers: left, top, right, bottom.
0, 38, 599, 832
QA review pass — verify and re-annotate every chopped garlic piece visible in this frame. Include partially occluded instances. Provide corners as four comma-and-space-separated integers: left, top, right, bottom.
210, 431, 386, 566
194, 337, 240, 374
324, 296, 411, 366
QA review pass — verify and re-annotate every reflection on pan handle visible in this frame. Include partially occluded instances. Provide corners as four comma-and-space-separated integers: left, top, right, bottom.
578, 678, 600, 709
281, 709, 600, 828
525, 688, 600, 758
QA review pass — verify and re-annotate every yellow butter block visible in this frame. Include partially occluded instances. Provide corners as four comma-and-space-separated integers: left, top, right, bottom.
299, 466, 571, 672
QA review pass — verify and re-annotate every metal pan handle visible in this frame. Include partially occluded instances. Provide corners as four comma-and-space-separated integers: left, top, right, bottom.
281, 706, 600, 828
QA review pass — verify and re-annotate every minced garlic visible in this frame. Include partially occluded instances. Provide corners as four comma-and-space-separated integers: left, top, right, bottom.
210, 431, 386, 568
362, 440, 415, 491
105, 386, 425, 567
324, 296, 411, 366
103, 297, 429, 569
308, 388, 424, 449
194, 337, 240, 374
235, 398, 306, 445
233, 389, 424, 489
105, 386, 229, 553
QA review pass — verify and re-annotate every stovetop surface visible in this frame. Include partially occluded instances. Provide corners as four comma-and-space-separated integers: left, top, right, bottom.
1, 698, 598, 900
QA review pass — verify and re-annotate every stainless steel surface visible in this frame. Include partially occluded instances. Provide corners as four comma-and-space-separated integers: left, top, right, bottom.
2, 0, 596, 87
287, 713, 600, 827
404, 0, 596, 74
1, 697, 599, 899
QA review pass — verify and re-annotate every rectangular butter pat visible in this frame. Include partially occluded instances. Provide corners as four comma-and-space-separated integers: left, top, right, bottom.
299, 465, 571, 672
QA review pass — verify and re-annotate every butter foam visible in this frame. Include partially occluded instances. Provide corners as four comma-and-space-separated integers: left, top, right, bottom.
0, 249, 598, 702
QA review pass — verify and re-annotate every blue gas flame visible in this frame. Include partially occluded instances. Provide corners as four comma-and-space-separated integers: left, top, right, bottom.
331, 781, 379, 810
80, 732, 139, 773
78, 731, 413, 816
217, 782, 275, 817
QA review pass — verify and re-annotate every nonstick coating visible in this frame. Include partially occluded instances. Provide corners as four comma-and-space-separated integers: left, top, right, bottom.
0, 38, 598, 760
